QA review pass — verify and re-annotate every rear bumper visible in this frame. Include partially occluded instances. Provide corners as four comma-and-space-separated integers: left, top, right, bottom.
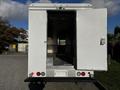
25, 77, 107, 90
24, 77, 96, 82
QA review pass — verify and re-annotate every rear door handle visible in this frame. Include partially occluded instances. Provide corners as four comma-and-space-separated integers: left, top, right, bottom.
44, 41, 47, 43
100, 38, 105, 45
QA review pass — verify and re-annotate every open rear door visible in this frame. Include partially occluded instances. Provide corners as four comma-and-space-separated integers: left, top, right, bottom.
28, 10, 47, 76
76, 9, 107, 71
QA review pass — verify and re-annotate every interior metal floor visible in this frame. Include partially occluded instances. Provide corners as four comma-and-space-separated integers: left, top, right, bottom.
47, 57, 74, 69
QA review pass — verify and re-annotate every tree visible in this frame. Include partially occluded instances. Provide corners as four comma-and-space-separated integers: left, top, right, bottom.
108, 26, 120, 61
107, 33, 114, 42
4, 27, 27, 42
0, 18, 27, 53
114, 26, 120, 37
0, 18, 10, 53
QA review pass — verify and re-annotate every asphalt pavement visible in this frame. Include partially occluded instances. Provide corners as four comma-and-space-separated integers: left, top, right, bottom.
0, 53, 99, 90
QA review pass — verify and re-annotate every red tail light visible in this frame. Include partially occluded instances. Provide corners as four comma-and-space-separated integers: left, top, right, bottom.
80, 72, 85, 76
31, 72, 34, 76
36, 72, 41, 76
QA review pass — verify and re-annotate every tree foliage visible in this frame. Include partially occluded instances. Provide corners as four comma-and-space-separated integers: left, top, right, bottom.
108, 26, 120, 62
114, 26, 120, 36
0, 18, 27, 53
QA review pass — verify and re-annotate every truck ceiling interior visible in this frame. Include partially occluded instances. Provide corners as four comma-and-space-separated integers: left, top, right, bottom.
47, 10, 76, 67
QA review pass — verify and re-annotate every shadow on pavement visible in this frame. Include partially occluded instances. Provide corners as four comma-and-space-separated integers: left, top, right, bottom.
28, 82, 45, 90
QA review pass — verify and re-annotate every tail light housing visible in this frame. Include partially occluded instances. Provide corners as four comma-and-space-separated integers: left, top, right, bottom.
80, 72, 85, 76
36, 72, 41, 76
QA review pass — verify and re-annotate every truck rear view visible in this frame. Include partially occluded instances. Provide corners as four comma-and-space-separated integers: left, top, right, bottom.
28, 3, 107, 78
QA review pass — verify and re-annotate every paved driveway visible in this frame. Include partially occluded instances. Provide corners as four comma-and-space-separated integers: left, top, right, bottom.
0, 54, 99, 90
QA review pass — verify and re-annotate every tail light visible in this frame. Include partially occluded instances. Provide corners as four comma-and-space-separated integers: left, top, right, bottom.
41, 72, 45, 76
77, 72, 81, 76
80, 72, 85, 76
36, 72, 41, 76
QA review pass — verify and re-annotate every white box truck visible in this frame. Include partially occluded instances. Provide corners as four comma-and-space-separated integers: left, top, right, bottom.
26, 3, 107, 82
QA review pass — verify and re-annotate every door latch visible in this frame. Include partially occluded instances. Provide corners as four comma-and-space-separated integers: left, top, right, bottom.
44, 41, 47, 43
100, 38, 105, 45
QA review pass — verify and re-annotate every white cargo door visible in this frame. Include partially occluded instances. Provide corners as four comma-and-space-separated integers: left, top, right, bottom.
28, 10, 47, 76
77, 9, 107, 71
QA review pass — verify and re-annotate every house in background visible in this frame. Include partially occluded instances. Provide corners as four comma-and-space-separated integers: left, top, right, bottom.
17, 42, 28, 53
9, 31, 28, 53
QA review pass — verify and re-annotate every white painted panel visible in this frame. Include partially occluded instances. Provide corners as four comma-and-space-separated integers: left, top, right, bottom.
28, 10, 47, 76
77, 9, 107, 71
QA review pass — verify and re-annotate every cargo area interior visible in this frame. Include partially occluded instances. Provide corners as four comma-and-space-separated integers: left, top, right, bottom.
47, 10, 76, 69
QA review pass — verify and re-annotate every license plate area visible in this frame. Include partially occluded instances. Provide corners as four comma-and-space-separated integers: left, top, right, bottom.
54, 70, 68, 77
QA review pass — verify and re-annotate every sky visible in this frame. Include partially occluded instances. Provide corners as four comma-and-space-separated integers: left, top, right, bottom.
0, 0, 120, 33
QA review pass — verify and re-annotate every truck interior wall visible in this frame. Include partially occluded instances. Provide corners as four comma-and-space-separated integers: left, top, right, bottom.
47, 10, 76, 66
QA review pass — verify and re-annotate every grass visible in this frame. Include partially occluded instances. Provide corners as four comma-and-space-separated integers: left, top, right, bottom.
95, 60, 120, 90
